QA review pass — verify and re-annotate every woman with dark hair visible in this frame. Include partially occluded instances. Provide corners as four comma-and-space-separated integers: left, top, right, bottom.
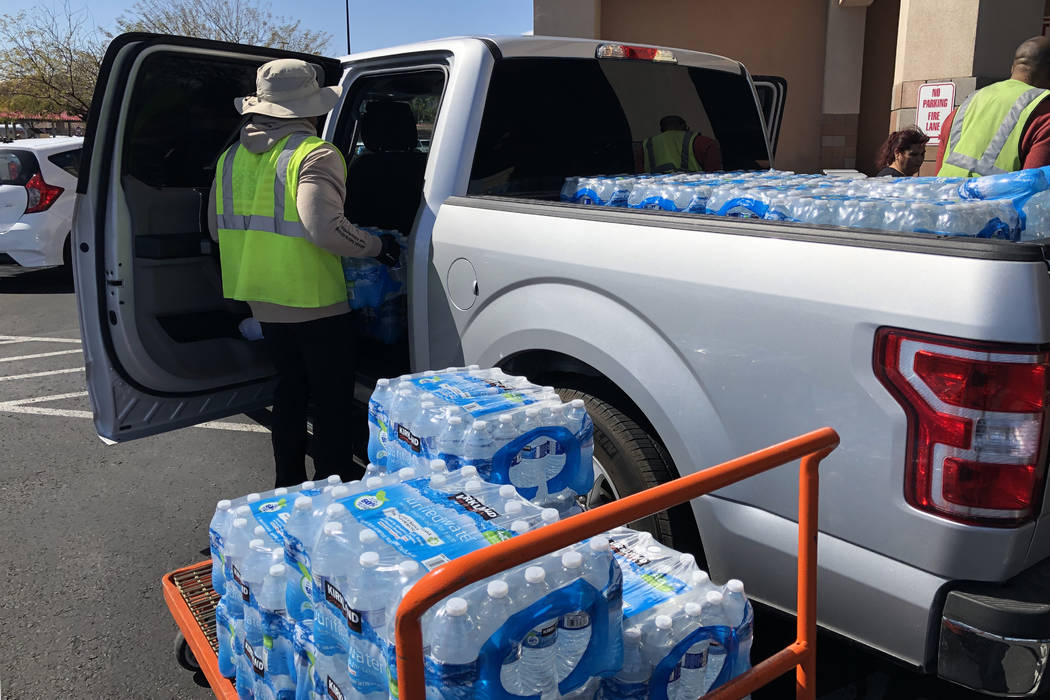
875, 127, 930, 176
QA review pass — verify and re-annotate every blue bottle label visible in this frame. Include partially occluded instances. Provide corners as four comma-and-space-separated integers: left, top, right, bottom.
522, 619, 558, 649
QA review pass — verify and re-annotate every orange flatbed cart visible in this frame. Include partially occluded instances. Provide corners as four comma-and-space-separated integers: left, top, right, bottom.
163, 426, 838, 700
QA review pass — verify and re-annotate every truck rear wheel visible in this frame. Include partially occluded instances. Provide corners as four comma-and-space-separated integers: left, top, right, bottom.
555, 387, 703, 559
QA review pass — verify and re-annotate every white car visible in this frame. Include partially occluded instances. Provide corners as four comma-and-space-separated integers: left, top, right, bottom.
0, 137, 83, 268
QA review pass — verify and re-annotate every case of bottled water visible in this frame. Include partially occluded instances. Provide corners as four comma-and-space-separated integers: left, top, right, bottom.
603, 528, 754, 700
366, 366, 595, 515
342, 227, 408, 346
208, 467, 626, 700
560, 167, 1050, 242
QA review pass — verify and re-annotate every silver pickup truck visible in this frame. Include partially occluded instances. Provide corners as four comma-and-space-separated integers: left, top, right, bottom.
73, 33, 1050, 696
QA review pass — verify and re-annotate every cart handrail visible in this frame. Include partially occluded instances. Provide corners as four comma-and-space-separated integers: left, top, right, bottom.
394, 426, 839, 700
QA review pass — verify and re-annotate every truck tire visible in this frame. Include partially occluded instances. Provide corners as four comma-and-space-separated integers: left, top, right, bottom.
554, 387, 703, 559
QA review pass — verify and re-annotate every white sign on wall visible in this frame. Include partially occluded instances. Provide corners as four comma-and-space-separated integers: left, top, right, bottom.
916, 82, 956, 145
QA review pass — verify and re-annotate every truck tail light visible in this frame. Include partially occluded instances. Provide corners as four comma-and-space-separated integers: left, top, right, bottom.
875, 328, 1050, 526
24, 172, 63, 214
595, 43, 677, 63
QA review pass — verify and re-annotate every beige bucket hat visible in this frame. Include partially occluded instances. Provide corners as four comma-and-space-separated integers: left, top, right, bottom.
235, 59, 342, 118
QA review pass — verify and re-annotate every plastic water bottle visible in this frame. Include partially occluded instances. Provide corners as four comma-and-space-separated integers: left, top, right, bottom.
1022, 189, 1050, 240
724, 579, 753, 691
702, 591, 730, 692
409, 400, 444, 469
346, 551, 389, 699
848, 200, 882, 231
215, 595, 237, 679
311, 523, 354, 700
293, 619, 318, 700
544, 403, 568, 481
583, 537, 612, 587
518, 566, 560, 698
677, 602, 708, 700
519, 408, 549, 499
556, 551, 590, 681
491, 413, 523, 481
427, 597, 481, 699
368, 378, 395, 466
436, 415, 466, 472
602, 626, 649, 699
388, 388, 421, 470
461, 420, 495, 480
223, 514, 253, 608
644, 614, 681, 699
283, 496, 316, 624
241, 538, 276, 699
209, 500, 233, 593
256, 563, 295, 700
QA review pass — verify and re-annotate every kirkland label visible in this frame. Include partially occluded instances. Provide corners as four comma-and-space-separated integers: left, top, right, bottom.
341, 483, 495, 569
611, 540, 690, 619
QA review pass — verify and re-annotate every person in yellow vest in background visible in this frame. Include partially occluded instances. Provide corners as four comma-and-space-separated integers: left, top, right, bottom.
936, 36, 1050, 177
208, 59, 400, 487
642, 115, 722, 173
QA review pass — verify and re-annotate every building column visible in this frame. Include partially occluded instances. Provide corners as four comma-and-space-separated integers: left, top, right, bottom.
821, 0, 870, 171
534, 0, 601, 39
889, 0, 1044, 175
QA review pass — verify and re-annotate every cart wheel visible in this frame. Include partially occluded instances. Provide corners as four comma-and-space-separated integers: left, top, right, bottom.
174, 631, 200, 672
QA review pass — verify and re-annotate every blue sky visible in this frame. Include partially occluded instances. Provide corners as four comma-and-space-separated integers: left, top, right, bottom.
2, 0, 534, 55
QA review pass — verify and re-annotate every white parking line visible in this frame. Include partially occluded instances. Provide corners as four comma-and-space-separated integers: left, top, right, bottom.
198, 421, 269, 433
0, 349, 82, 362
0, 335, 81, 344
0, 390, 269, 433
2, 390, 88, 405
0, 367, 84, 382
0, 404, 93, 418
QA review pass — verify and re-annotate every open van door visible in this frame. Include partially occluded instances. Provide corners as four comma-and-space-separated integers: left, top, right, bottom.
751, 75, 787, 158
73, 33, 342, 441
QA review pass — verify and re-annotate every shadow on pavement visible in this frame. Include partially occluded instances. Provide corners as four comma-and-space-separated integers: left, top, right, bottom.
0, 264, 74, 294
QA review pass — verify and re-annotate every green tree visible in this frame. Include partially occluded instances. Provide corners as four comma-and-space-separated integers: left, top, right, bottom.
114, 0, 332, 54
0, 4, 105, 121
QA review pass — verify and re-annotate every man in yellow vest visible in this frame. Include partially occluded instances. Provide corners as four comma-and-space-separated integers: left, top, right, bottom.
208, 59, 400, 487
641, 115, 722, 173
936, 36, 1050, 177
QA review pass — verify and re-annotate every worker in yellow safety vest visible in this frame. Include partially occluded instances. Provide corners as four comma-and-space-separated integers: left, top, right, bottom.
642, 115, 722, 173
937, 36, 1050, 177
208, 59, 400, 487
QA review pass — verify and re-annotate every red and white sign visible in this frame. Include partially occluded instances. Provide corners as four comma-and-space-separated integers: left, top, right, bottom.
916, 82, 955, 145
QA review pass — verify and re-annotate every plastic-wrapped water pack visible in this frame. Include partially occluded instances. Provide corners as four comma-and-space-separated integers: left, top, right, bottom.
561, 167, 1050, 241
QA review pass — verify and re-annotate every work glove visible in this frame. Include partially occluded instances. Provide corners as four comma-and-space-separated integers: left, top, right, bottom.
375, 234, 401, 268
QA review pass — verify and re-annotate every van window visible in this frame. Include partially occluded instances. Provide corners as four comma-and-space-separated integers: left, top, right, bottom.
468, 57, 770, 198
48, 149, 82, 177
0, 150, 40, 186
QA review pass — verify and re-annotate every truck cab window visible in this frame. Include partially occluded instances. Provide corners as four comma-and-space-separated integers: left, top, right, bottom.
335, 69, 445, 235
468, 57, 769, 199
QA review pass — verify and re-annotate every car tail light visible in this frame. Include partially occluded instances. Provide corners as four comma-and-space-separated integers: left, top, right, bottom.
875, 328, 1050, 526
596, 43, 677, 63
24, 172, 63, 214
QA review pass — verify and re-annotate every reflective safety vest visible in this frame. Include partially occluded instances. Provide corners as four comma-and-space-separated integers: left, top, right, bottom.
214, 133, 347, 308
643, 130, 701, 173
937, 79, 1050, 178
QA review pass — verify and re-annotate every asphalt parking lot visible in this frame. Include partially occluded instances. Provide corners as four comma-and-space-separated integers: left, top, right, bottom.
0, 265, 273, 698
0, 263, 990, 699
